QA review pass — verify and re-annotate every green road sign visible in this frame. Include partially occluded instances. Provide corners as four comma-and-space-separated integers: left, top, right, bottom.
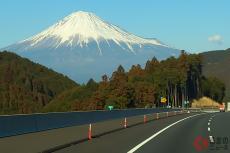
108, 105, 114, 110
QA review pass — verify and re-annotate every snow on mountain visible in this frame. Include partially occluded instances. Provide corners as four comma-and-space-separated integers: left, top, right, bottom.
3, 11, 180, 83
16, 11, 166, 53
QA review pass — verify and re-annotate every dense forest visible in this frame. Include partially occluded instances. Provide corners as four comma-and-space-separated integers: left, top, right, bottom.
0, 51, 77, 114
43, 51, 225, 112
0, 51, 225, 114
201, 48, 230, 101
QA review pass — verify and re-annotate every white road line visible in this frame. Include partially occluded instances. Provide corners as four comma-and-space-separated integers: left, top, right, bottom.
127, 113, 204, 153
208, 122, 210, 126
208, 127, 211, 131
209, 136, 214, 143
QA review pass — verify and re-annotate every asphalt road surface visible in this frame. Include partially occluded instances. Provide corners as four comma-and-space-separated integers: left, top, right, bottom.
54, 112, 230, 153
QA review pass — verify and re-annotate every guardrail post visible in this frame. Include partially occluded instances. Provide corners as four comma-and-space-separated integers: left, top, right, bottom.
124, 117, 127, 128
156, 113, 159, 119
144, 115, 147, 123
174, 111, 176, 115
88, 124, 92, 140
166, 112, 168, 117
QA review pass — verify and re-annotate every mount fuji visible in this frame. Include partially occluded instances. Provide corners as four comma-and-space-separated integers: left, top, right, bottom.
3, 11, 180, 83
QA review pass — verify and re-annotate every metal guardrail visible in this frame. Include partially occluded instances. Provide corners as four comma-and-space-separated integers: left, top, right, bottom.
0, 108, 181, 138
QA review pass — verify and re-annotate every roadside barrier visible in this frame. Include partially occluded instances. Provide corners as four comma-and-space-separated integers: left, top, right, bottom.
124, 117, 127, 128
0, 108, 181, 138
88, 124, 92, 140
156, 113, 159, 119
41, 109, 189, 153
144, 115, 147, 123
87, 110, 188, 141
0, 109, 199, 153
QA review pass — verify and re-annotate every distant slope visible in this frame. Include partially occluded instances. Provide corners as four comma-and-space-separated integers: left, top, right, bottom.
0, 51, 78, 114
200, 48, 230, 101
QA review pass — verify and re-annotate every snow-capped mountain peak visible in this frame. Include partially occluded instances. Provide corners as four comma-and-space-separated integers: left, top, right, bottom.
20, 11, 166, 53
4, 11, 179, 83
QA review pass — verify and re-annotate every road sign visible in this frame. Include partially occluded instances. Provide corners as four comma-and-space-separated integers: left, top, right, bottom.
108, 105, 114, 110
161, 97, 167, 103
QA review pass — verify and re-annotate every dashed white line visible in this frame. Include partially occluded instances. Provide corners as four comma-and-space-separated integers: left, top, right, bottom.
209, 136, 214, 143
207, 114, 216, 133
127, 113, 204, 153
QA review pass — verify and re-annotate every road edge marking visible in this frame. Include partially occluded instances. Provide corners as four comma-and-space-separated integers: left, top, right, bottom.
127, 113, 204, 153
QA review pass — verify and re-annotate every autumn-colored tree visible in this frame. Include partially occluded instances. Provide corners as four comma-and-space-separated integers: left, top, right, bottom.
128, 64, 145, 82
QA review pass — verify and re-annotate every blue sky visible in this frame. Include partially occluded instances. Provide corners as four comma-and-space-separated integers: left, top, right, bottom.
0, 0, 229, 52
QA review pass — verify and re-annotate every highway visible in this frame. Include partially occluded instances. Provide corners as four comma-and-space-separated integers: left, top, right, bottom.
54, 112, 230, 153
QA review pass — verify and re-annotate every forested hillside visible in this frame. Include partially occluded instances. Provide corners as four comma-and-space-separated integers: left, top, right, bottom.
201, 48, 230, 101
44, 51, 225, 112
0, 51, 77, 114
0, 51, 225, 114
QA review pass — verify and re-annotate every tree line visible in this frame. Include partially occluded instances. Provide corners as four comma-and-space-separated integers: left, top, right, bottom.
44, 51, 225, 112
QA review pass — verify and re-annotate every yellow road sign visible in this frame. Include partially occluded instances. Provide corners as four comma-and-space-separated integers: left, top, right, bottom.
161, 97, 167, 103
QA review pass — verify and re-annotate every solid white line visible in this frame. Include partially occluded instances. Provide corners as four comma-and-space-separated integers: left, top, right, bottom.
209, 136, 214, 143
127, 113, 203, 153
208, 127, 211, 131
